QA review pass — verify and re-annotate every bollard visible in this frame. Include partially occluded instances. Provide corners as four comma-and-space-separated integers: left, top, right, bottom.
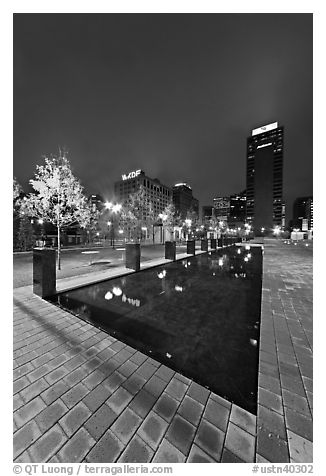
201, 239, 208, 252
210, 238, 217, 249
165, 241, 176, 261
33, 248, 56, 298
186, 240, 195, 255
125, 243, 140, 271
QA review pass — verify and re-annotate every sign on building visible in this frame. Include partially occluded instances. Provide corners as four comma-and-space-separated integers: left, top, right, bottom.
122, 169, 142, 181
252, 122, 278, 136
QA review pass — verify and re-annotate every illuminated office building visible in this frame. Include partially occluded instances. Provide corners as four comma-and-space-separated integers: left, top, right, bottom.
246, 122, 284, 233
292, 196, 313, 230
229, 190, 247, 226
213, 197, 230, 221
114, 169, 172, 216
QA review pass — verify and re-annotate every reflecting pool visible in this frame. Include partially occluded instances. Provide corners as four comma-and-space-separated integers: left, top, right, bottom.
48, 245, 263, 414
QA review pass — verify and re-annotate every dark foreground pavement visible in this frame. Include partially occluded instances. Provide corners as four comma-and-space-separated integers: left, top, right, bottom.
13, 239, 313, 463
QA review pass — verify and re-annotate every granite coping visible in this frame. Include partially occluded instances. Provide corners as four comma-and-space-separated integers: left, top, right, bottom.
13, 239, 313, 463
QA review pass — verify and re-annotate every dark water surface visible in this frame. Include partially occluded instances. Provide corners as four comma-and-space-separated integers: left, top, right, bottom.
48, 245, 263, 414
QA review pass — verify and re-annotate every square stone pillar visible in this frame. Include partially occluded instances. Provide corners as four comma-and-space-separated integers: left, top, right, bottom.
201, 239, 208, 251
125, 243, 140, 271
33, 248, 56, 298
187, 240, 195, 255
165, 241, 176, 261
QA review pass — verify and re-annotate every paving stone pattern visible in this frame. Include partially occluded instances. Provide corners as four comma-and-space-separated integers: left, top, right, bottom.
13, 240, 312, 463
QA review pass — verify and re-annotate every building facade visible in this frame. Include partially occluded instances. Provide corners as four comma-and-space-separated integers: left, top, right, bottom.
202, 206, 214, 222
213, 197, 230, 222
88, 194, 104, 212
229, 190, 247, 226
114, 169, 172, 217
172, 183, 199, 219
246, 122, 284, 233
292, 196, 313, 231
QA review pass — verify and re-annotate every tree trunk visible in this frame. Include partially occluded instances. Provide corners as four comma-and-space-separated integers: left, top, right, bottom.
57, 224, 61, 270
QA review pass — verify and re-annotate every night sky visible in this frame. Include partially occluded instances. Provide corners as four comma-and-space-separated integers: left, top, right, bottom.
13, 13, 313, 221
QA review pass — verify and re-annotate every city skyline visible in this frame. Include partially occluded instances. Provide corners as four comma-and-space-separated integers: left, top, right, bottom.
14, 13, 312, 220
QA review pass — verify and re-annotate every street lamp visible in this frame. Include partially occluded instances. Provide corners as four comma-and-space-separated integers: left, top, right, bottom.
105, 202, 122, 248
112, 204, 122, 213
184, 219, 192, 240
273, 226, 281, 237
38, 218, 45, 246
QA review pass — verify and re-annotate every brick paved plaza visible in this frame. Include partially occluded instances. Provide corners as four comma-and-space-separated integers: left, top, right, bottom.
13, 239, 313, 463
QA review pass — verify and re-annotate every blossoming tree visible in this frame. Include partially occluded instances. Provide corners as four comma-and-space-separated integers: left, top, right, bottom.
21, 153, 93, 269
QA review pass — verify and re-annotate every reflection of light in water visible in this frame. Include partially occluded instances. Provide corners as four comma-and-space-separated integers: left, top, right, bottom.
250, 338, 257, 347
237, 248, 241, 254
212, 272, 216, 276
306, 244, 309, 247
157, 269, 167, 279
244, 257, 249, 262
174, 285, 183, 292
122, 293, 140, 307
218, 258, 223, 266
112, 286, 122, 296
245, 245, 251, 250
104, 291, 113, 300
247, 253, 251, 259
187, 262, 191, 266
166, 353, 172, 358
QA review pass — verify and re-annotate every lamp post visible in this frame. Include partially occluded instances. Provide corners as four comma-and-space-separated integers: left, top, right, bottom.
273, 226, 281, 239
185, 219, 192, 240
158, 212, 168, 243
38, 218, 45, 247
105, 202, 122, 249
107, 221, 112, 245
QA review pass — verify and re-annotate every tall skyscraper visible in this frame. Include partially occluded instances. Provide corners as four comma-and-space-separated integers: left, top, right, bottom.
246, 122, 284, 233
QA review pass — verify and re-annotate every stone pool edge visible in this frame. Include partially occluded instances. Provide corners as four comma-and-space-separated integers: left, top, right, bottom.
13, 240, 312, 463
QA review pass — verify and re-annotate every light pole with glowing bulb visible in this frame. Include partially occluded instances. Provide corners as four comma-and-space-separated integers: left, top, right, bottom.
105, 202, 122, 248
